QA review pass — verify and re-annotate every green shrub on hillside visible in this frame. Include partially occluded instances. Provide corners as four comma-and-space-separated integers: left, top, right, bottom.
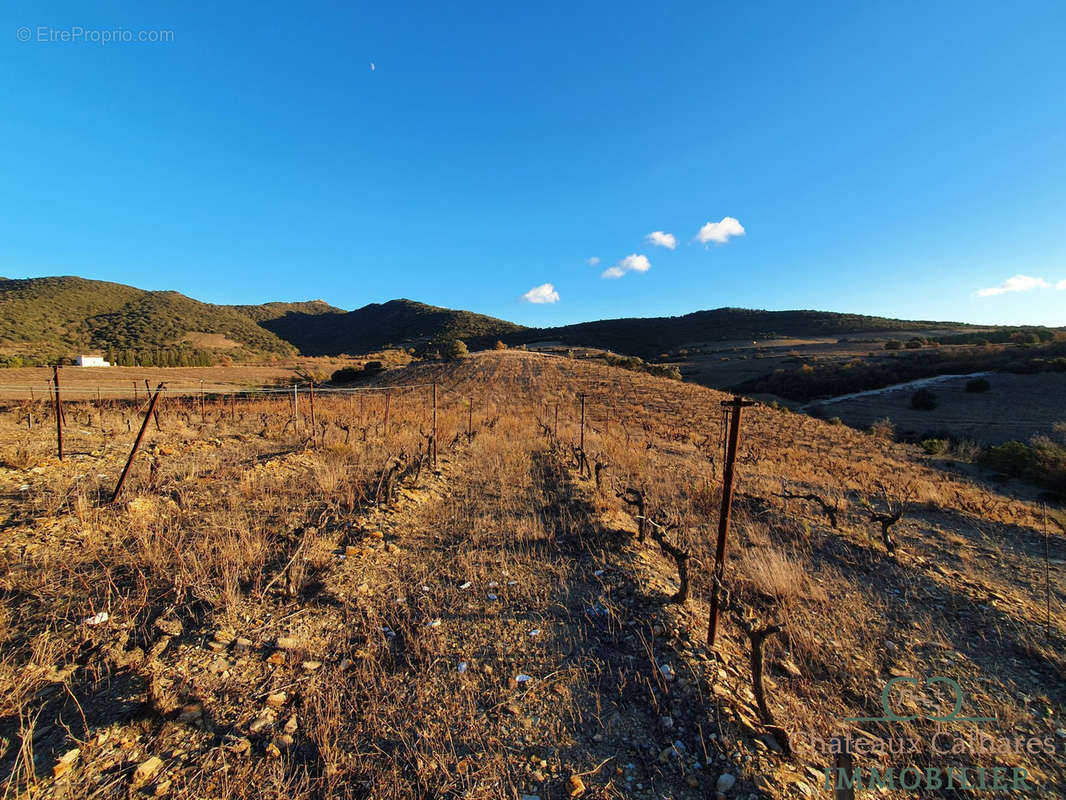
331, 367, 363, 384
911, 388, 938, 410
435, 337, 469, 361
0, 355, 39, 368
979, 426, 1066, 494
921, 438, 950, 455
331, 361, 385, 384
965, 377, 991, 392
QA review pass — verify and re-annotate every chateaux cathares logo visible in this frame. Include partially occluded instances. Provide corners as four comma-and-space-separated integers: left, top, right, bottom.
811, 675, 1059, 794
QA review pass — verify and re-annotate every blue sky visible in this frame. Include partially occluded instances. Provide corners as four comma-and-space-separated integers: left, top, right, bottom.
2, 1, 1065, 327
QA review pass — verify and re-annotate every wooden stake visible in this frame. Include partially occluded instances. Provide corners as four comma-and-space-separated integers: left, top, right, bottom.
111, 383, 164, 504
579, 393, 586, 451
708, 396, 755, 648
832, 738, 855, 800
1044, 504, 1052, 641
52, 365, 63, 461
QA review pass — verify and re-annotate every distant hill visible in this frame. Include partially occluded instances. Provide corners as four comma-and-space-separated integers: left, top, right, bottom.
0, 276, 296, 363
227, 299, 344, 323
487, 308, 979, 359
0, 279, 523, 362
1, 276, 1000, 365
248, 299, 525, 356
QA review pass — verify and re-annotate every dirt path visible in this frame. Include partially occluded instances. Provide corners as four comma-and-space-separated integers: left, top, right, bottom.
307, 424, 749, 798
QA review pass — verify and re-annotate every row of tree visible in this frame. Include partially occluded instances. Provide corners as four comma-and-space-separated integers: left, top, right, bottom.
103, 347, 219, 367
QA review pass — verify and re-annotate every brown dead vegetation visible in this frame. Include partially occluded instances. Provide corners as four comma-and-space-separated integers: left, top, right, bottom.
0, 350, 1063, 799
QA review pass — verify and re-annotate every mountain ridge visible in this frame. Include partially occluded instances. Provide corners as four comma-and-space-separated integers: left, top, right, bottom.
0, 275, 1017, 365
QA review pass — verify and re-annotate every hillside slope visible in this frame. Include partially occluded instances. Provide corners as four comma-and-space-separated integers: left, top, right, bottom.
0, 277, 296, 362
491, 307, 978, 359
249, 298, 524, 356
0, 275, 1005, 364
227, 299, 344, 323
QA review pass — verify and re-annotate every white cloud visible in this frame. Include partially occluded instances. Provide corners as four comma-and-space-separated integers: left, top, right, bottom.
976, 274, 1052, 297
521, 283, 560, 304
601, 253, 650, 279
1058, 279, 1066, 290
645, 231, 676, 249
696, 216, 745, 244
586, 256, 600, 266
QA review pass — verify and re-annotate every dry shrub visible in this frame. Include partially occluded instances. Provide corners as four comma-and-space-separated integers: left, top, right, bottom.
869, 417, 895, 440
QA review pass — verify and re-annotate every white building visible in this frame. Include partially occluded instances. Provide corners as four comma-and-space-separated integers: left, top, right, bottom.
74, 355, 111, 367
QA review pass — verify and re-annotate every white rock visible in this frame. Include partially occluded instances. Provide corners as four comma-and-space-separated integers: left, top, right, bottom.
132, 756, 163, 786
249, 709, 275, 733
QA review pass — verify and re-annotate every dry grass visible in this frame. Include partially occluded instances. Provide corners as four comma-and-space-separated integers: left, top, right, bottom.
0, 350, 1062, 799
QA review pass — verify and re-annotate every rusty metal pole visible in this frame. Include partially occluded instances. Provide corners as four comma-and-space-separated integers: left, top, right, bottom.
293, 384, 299, 430
52, 365, 63, 461
432, 382, 438, 468
708, 395, 755, 649
579, 393, 586, 451
110, 383, 164, 504
832, 738, 855, 800
1044, 504, 1052, 641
